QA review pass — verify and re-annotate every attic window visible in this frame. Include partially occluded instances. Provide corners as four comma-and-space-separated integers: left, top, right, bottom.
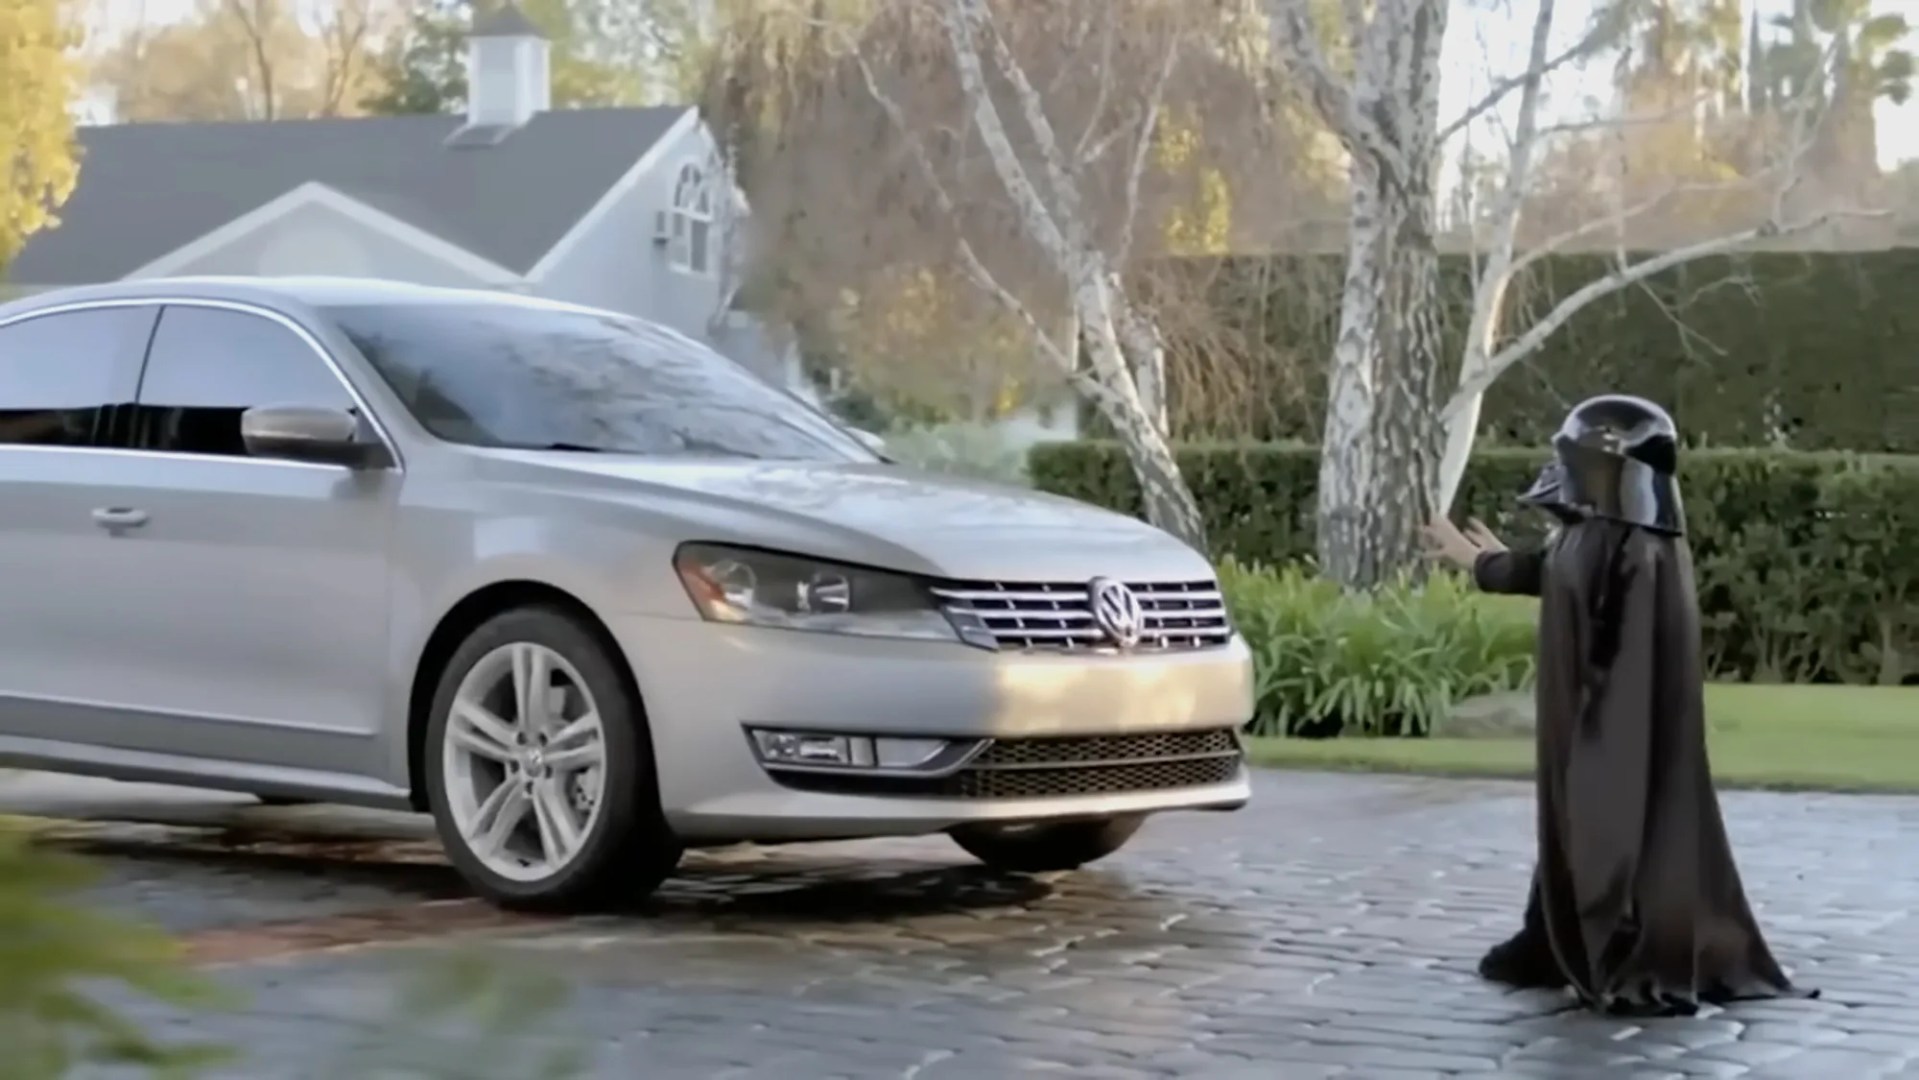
670, 163, 714, 276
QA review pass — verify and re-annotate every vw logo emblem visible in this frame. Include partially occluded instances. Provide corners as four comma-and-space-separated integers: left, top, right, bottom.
1088, 577, 1145, 649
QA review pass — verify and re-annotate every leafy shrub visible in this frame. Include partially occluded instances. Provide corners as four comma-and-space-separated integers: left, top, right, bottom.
1220, 558, 1537, 738
1034, 441, 1919, 684
0, 821, 226, 1078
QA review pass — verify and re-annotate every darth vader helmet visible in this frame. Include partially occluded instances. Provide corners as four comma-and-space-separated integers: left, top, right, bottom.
1519, 394, 1685, 536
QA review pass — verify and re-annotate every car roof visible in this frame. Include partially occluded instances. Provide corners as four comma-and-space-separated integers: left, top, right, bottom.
0, 276, 615, 321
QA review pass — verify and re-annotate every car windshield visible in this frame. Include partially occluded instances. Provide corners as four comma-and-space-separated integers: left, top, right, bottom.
322, 301, 876, 462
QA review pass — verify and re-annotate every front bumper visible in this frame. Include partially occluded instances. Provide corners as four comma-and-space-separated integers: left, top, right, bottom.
608, 615, 1255, 842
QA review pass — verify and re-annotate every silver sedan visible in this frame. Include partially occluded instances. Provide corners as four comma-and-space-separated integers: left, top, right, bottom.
0, 276, 1253, 910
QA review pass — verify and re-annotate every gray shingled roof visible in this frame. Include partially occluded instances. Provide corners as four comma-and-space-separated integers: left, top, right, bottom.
11, 106, 690, 285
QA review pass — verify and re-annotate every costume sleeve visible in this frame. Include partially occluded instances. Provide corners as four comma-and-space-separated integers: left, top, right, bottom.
1472, 547, 1546, 597
1559, 536, 1661, 976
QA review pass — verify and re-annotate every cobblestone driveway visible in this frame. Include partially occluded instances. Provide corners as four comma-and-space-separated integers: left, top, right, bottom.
12, 769, 1919, 1079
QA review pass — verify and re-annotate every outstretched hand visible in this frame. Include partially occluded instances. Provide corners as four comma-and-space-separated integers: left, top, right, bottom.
1463, 517, 1507, 553
1421, 515, 1506, 571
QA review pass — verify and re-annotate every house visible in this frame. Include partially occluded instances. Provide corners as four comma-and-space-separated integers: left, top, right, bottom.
8, 3, 790, 381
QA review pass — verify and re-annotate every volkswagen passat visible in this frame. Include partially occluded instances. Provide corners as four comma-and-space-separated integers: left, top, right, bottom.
0, 278, 1253, 910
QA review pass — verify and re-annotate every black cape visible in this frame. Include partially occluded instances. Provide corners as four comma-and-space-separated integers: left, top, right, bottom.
1471, 519, 1811, 1016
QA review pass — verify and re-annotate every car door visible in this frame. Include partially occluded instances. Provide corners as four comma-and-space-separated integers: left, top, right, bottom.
0, 304, 160, 749
89, 301, 399, 779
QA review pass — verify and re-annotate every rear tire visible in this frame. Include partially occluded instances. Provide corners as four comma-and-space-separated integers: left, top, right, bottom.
423, 605, 681, 912
950, 814, 1146, 873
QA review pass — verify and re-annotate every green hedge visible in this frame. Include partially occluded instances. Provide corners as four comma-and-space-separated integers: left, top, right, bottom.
1146, 252, 1919, 453
1031, 442, 1919, 685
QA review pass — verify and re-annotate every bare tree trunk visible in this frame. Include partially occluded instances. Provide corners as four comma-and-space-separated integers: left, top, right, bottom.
1379, 181, 1444, 567
1271, 0, 1447, 588
1316, 176, 1385, 586
1437, 0, 1554, 513
225, 0, 279, 120
1082, 288, 1207, 550
1316, 165, 1441, 585
1124, 426, 1207, 549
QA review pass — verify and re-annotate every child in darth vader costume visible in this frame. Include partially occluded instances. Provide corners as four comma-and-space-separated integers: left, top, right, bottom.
1424, 394, 1812, 1017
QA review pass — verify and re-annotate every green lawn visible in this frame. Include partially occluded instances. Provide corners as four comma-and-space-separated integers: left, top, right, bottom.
1245, 684, 1919, 793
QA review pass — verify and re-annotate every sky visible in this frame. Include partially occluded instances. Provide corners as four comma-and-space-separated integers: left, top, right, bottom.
91, 0, 1919, 168
1446, 0, 1919, 169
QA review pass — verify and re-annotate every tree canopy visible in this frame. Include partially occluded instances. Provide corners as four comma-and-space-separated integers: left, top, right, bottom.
0, 0, 80, 275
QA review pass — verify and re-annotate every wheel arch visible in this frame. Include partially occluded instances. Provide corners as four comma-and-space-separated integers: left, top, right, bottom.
405, 580, 649, 810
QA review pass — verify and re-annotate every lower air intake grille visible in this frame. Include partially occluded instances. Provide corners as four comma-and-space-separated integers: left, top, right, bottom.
969, 728, 1241, 767
767, 728, 1245, 800
944, 753, 1244, 799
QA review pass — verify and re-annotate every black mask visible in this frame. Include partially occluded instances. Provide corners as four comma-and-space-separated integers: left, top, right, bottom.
1519, 394, 1686, 536
1519, 459, 1586, 525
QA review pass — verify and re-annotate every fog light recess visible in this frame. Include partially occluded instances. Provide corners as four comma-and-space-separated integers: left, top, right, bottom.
747, 729, 977, 774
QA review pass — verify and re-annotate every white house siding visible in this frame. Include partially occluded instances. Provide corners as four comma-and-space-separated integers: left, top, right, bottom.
143, 200, 503, 289
531, 119, 789, 382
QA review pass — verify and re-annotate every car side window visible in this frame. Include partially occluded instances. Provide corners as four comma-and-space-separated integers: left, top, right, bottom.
0, 307, 154, 448
133, 305, 357, 458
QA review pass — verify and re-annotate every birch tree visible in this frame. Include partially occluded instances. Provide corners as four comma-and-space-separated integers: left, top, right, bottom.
708, 1, 1323, 461
1434, 0, 1884, 511
795, 0, 1275, 549
1269, 0, 1883, 587
1266, 0, 1454, 587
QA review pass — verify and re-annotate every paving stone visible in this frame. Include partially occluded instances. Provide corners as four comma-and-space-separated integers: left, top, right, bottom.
14, 770, 1919, 1079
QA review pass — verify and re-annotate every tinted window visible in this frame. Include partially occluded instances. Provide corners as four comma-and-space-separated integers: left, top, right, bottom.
133, 306, 356, 457
0, 307, 152, 448
324, 302, 875, 462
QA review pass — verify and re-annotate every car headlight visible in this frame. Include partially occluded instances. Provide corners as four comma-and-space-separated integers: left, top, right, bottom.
674, 543, 972, 643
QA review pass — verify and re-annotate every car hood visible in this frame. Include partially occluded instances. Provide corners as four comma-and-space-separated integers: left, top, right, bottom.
478, 453, 1214, 582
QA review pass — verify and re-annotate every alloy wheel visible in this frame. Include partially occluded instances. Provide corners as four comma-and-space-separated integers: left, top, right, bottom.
442, 642, 609, 882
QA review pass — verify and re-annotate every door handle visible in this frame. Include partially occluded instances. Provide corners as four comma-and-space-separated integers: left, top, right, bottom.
91, 507, 150, 531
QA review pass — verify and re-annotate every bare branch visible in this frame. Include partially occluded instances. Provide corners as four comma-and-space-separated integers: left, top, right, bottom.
1077, 124, 1129, 169
1041, 8, 1097, 100
1436, 19, 1613, 146
1263, 0, 1406, 182
1446, 209, 1887, 419
222, 0, 278, 120
927, 0, 1075, 261
318, 0, 375, 117
1113, 34, 1181, 266
1446, 26, 1856, 422
1461, 0, 1556, 320
1070, 14, 1119, 164
1507, 175, 1771, 276
960, 0, 1082, 224
838, 32, 1127, 417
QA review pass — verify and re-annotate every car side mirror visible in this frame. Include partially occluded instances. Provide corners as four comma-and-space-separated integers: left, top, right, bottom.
241, 405, 388, 469
849, 427, 889, 457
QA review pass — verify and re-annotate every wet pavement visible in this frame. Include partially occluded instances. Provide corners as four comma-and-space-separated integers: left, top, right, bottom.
7, 768, 1919, 1079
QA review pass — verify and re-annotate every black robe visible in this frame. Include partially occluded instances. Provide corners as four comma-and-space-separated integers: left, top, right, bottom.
1471, 518, 1812, 1016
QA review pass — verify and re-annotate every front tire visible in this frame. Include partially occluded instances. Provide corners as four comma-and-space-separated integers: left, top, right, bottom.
423, 606, 681, 912
950, 814, 1146, 873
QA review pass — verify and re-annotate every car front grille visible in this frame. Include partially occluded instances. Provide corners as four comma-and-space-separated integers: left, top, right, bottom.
766, 727, 1245, 801
928, 578, 1232, 652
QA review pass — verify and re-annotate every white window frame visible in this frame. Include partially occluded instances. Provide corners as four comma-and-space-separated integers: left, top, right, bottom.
669, 162, 715, 277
